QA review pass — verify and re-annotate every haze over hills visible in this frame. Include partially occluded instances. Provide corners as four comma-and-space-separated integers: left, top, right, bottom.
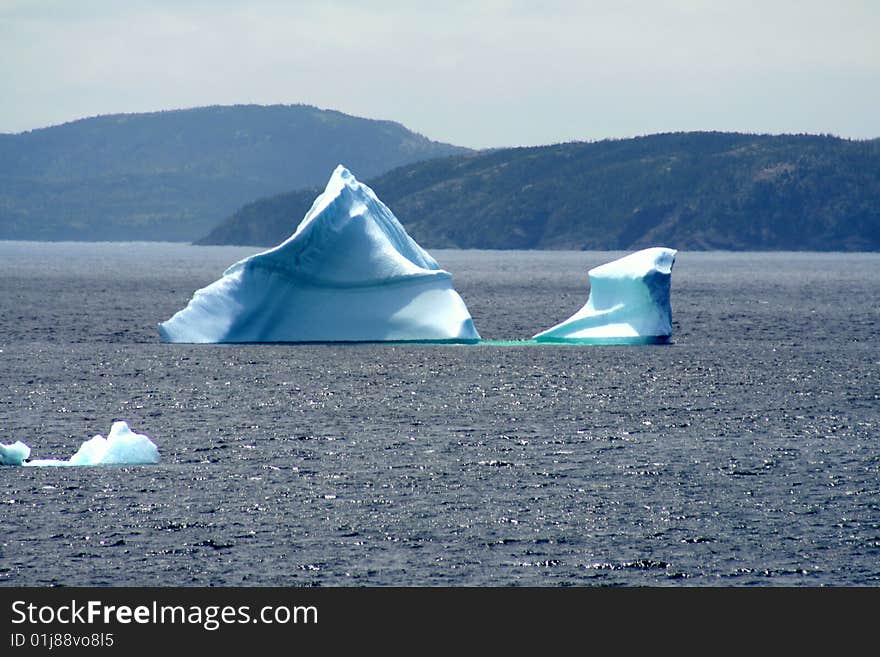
199, 132, 880, 251
0, 104, 469, 242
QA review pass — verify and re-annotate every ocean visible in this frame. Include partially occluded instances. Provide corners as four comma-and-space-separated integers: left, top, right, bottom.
1, 242, 878, 586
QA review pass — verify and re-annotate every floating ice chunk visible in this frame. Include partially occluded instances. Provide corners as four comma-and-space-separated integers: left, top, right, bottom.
0, 441, 31, 466
10, 422, 160, 467
69, 421, 159, 466
533, 247, 677, 344
159, 165, 480, 343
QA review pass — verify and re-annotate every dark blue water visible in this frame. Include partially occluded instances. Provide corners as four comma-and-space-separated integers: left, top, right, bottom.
1, 243, 878, 585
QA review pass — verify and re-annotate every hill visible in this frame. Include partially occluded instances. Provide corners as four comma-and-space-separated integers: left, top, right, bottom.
0, 104, 469, 242
198, 132, 880, 251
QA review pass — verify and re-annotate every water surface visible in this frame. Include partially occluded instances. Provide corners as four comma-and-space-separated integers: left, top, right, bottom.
1, 243, 878, 585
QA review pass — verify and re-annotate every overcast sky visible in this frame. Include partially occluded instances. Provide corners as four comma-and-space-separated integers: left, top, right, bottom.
2, 0, 878, 148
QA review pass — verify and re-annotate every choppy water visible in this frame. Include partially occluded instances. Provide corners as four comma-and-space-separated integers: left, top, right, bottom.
0, 242, 878, 586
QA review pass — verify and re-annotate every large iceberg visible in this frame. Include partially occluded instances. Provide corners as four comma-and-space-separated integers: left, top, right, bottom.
0, 421, 160, 467
159, 166, 480, 343
533, 247, 677, 344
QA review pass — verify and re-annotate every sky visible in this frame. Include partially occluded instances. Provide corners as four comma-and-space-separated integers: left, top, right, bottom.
2, 0, 878, 149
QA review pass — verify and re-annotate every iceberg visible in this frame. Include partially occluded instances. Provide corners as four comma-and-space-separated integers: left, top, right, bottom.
533, 247, 677, 344
0, 441, 30, 466
159, 165, 480, 343
1, 421, 160, 467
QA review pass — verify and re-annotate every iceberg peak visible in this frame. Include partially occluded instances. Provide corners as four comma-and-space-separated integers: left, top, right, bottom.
159, 165, 480, 343
228, 162, 443, 286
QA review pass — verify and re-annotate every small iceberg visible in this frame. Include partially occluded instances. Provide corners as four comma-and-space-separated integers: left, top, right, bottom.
533, 247, 677, 344
1, 421, 160, 467
159, 165, 480, 343
0, 441, 30, 466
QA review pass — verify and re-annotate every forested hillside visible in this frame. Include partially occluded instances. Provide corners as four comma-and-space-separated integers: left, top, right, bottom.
200, 132, 880, 251
0, 104, 469, 241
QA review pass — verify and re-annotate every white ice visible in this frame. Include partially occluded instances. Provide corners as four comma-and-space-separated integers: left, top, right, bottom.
159, 165, 480, 343
533, 247, 677, 344
0, 421, 160, 467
